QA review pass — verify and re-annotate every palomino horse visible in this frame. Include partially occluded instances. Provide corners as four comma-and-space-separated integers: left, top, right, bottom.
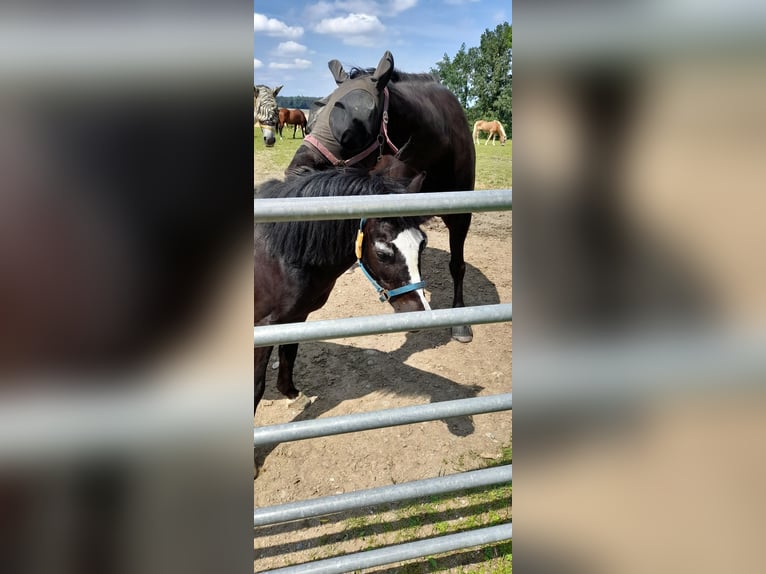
472, 119, 508, 146
254, 165, 429, 412
286, 50, 477, 342
277, 108, 307, 139
254, 84, 282, 147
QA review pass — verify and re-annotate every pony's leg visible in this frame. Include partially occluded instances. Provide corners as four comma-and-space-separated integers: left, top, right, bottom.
276, 343, 301, 399
442, 213, 474, 342
254, 345, 273, 413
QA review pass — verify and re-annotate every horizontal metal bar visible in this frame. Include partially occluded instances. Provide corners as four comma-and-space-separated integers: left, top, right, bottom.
254, 303, 512, 347
254, 189, 512, 222
253, 394, 512, 447
521, 330, 766, 408
260, 523, 512, 574
254, 465, 511, 527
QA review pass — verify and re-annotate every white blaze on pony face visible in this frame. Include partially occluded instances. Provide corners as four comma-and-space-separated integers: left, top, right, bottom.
261, 126, 276, 147
390, 228, 431, 311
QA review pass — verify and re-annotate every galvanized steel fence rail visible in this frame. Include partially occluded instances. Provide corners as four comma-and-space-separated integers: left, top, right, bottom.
254, 303, 512, 347
254, 189, 512, 222
253, 393, 512, 447
254, 189, 512, 573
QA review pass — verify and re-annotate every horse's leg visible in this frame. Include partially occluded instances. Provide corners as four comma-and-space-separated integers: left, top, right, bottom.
276, 343, 301, 399
292, 124, 297, 139
254, 345, 273, 413
443, 213, 474, 342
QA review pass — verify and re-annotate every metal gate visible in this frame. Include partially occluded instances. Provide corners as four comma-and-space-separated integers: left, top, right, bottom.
254, 189, 512, 573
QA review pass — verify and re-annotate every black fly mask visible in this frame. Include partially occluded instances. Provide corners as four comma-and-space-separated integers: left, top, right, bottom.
305, 51, 394, 165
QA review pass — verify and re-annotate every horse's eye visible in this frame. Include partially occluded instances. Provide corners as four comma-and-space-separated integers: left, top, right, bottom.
375, 250, 394, 262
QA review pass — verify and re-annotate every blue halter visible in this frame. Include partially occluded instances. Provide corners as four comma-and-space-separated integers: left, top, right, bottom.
355, 218, 426, 302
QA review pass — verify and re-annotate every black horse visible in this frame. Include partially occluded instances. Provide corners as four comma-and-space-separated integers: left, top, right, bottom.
254, 167, 429, 412
287, 50, 476, 342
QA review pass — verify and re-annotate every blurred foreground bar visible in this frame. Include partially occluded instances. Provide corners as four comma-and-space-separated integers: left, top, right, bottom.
0, 2, 253, 574
515, 1, 766, 573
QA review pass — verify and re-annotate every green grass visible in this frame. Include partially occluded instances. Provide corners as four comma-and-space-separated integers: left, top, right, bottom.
299, 438, 512, 573
254, 130, 305, 171
474, 140, 512, 191
255, 130, 512, 193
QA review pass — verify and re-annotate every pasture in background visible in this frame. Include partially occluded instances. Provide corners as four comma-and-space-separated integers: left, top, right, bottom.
254, 130, 512, 191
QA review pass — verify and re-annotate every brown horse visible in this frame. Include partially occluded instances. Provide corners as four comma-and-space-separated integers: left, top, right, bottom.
286, 51, 477, 342
278, 108, 307, 139
473, 120, 507, 146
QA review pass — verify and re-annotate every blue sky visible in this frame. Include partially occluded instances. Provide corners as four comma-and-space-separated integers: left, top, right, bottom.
254, 1, 511, 96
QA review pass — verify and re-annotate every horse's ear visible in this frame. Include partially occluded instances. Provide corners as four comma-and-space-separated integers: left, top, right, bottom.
371, 51, 394, 91
328, 60, 348, 84
273, 85, 283, 97
406, 172, 426, 194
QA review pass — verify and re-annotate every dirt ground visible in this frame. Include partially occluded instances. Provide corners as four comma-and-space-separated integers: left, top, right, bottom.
253, 206, 512, 571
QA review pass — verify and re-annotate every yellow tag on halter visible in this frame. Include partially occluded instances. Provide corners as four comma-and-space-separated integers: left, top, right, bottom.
355, 230, 364, 259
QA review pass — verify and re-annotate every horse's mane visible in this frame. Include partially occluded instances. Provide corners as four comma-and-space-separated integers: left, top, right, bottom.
495, 121, 507, 139
255, 168, 424, 267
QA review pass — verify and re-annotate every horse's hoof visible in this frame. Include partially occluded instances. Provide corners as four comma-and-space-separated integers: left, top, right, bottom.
287, 392, 317, 410
451, 325, 473, 343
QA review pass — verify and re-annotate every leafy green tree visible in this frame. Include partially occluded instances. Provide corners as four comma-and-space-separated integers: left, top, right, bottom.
473, 23, 512, 133
433, 43, 479, 110
431, 23, 512, 137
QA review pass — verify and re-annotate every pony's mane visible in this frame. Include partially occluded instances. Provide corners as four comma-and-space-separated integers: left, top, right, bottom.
255, 169, 424, 267
495, 121, 507, 139
349, 67, 438, 84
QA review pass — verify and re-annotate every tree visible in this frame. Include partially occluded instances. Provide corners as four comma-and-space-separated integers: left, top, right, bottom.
473, 23, 512, 132
432, 44, 479, 110
430, 23, 512, 136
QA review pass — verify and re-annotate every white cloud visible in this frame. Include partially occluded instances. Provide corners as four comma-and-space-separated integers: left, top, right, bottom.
305, 1, 336, 21
314, 13, 385, 36
253, 13, 304, 38
306, 0, 417, 20
335, 0, 378, 13
269, 58, 312, 70
274, 41, 308, 56
390, 0, 418, 13
254, 58, 263, 68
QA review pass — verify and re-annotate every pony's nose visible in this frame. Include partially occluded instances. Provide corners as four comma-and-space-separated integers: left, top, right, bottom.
262, 127, 276, 147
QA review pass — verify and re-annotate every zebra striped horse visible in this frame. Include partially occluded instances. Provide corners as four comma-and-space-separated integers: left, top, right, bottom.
254, 84, 282, 147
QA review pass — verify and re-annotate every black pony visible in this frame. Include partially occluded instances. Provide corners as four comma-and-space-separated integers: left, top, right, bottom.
287, 50, 476, 342
255, 166, 429, 412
